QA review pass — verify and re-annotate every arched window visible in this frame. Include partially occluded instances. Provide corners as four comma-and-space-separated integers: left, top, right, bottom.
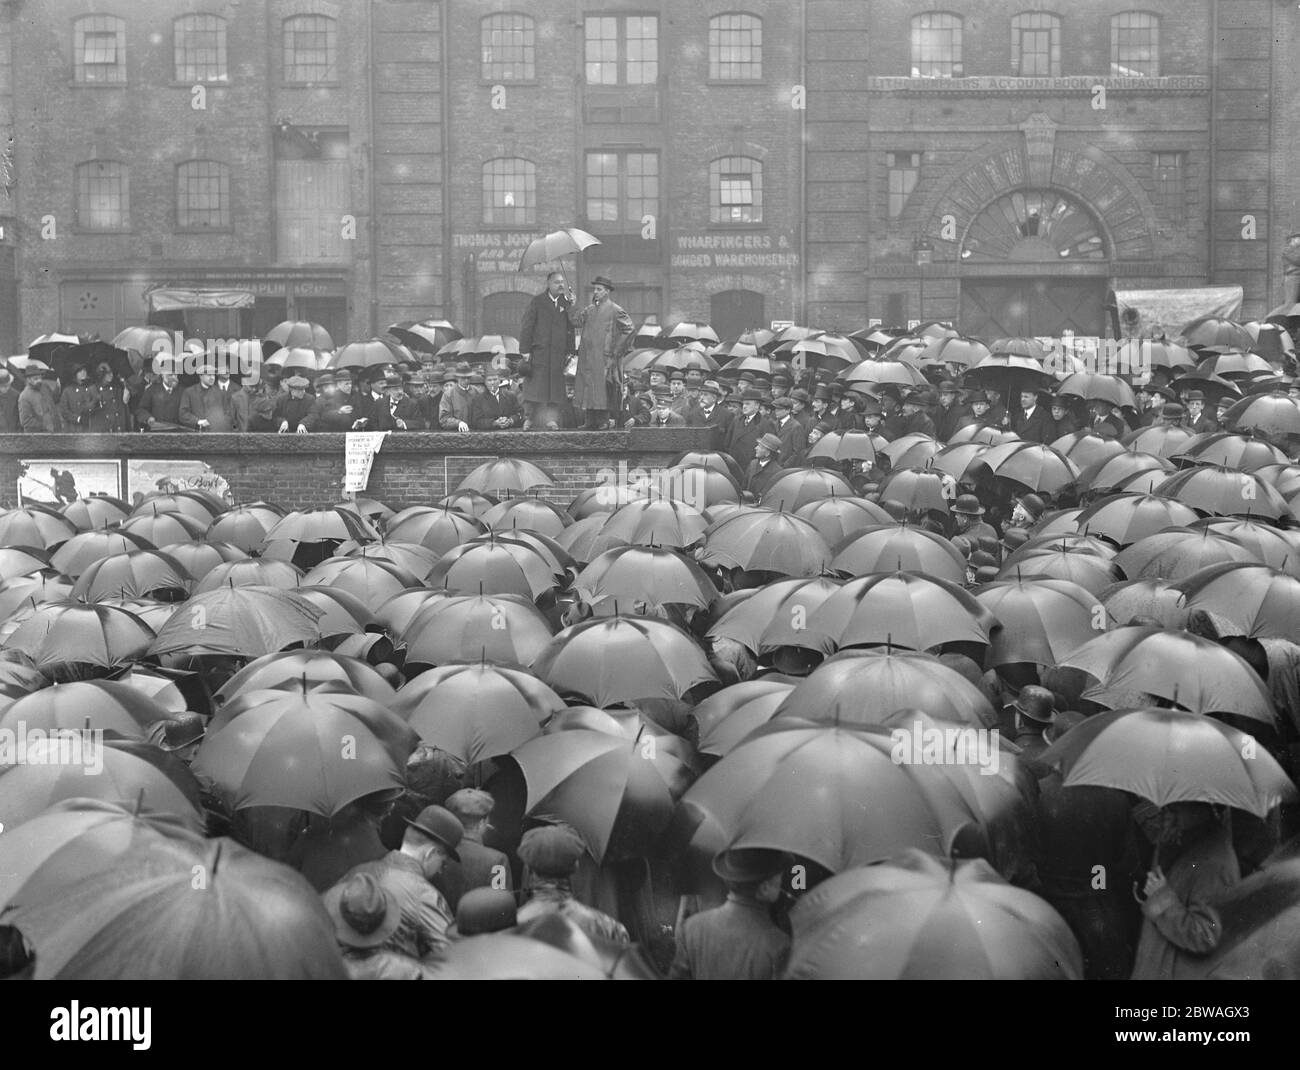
283, 15, 338, 83
481, 14, 535, 81
709, 13, 762, 81
176, 160, 231, 230
73, 15, 125, 83
1011, 12, 1060, 77
709, 157, 763, 224
911, 13, 962, 78
482, 158, 536, 225
75, 161, 129, 230
175, 14, 228, 82
1112, 12, 1159, 77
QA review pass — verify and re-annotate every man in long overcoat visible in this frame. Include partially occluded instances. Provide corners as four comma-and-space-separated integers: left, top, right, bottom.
518, 271, 576, 429
568, 276, 633, 430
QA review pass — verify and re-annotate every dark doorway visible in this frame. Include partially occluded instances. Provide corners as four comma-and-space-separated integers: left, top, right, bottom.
960, 277, 1106, 338
482, 291, 533, 338
710, 288, 765, 340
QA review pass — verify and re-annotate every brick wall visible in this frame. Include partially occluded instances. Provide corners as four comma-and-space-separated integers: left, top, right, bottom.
0, 429, 714, 511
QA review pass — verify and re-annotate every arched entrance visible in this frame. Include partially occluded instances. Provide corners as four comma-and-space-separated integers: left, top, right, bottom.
710, 288, 765, 340
959, 189, 1110, 337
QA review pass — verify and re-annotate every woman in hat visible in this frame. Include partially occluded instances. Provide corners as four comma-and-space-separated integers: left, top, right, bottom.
568, 276, 634, 430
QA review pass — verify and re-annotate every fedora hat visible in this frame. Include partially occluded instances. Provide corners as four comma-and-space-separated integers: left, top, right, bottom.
756, 432, 782, 453
404, 804, 463, 861
591, 275, 616, 290
951, 494, 985, 516
322, 872, 402, 949
712, 847, 794, 884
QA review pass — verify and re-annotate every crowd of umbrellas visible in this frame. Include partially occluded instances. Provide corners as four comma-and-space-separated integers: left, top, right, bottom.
5, 309, 1300, 978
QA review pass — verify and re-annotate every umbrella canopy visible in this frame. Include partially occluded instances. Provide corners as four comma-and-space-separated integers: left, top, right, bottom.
998, 546, 1124, 597
1060, 625, 1277, 725
677, 720, 983, 873
337, 538, 438, 581
1122, 424, 1198, 457
793, 497, 892, 547
50, 530, 152, 578
838, 360, 926, 391
205, 502, 286, 552
1074, 493, 1202, 546
1077, 451, 1174, 493
0, 735, 205, 832
196, 686, 416, 815
806, 429, 878, 465
7, 835, 347, 979
972, 441, 1080, 493
0, 505, 77, 549
157, 539, 248, 583
70, 549, 193, 601
707, 576, 844, 655
693, 681, 795, 758
963, 351, 1054, 392
660, 321, 720, 346
831, 525, 967, 585
1100, 578, 1190, 629
458, 458, 554, 495
2, 601, 154, 678
300, 556, 423, 612
392, 661, 565, 764
0, 546, 52, 585
1121, 338, 1197, 372
759, 468, 856, 512
1190, 517, 1300, 575
216, 649, 396, 705
1177, 562, 1300, 640
386, 318, 462, 353
659, 465, 741, 507
700, 510, 832, 577
193, 557, 304, 592
876, 467, 957, 516
1156, 465, 1293, 521
482, 497, 573, 538
1220, 392, 1300, 440
790, 333, 861, 372
1047, 431, 1127, 471
533, 615, 716, 706
60, 496, 132, 533
428, 537, 559, 599
597, 497, 708, 550
774, 647, 995, 728
147, 586, 322, 657
264, 345, 329, 375
0, 679, 180, 740
514, 727, 696, 862
806, 571, 996, 652
264, 506, 380, 545
1041, 708, 1294, 818
1056, 372, 1136, 409
386, 505, 486, 553
402, 593, 554, 667
264, 319, 334, 353
973, 576, 1101, 667
0, 574, 75, 620
784, 850, 1082, 980
1179, 316, 1253, 353
327, 337, 412, 372
1173, 431, 1289, 472
919, 335, 991, 368
879, 432, 942, 470
575, 545, 717, 611
518, 227, 600, 272
1115, 527, 1257, 581
1195, 349, 1274, 380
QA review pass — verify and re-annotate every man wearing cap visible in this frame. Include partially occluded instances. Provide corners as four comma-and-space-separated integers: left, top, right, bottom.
1214, 395, 1233, 430
412, 370, 442, 428
275, 375, 316, 434
436, 788, 512, 911
1011, 684, 1056, 767
694, 380, 732, 446
0, 368, 19, 433
179, 365, 236, 432
1011, 389, 1052, 443
313, 369, 361, 431
323, 871, 434, 980
933, 381, 970, 441
568, 276, 634, 429
1009, 492, 1047, 528
516, 823, 629, 944
470, 367, 523, 430
789, 388, 812, 430
771, 395, 807, 466
950, 493, 998, 545
667, 370, 701, 424
326, 803, 463, 960
1183, 390, 1217, 433
669, 847, 792, 980
519, 270, 576, 430
438, 363, 476, 432
134, 363, 184, 431
744, 432, 786, 500
650, 387, 687, 427
770, 372, 791, 401
900, 389, 938, 437
727, 388, 775, 468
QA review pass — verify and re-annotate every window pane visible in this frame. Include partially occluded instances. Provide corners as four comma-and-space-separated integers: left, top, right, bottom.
177, 161, 231, 228
586, 152, 619, 221
1112, 12, 1158, 76
483, 157, 536, 225
626, 16, 658, 84
585, 17, 618, 84
709, 157, 762, 223
911, 13, 962, 78
176, 15, 228, 82
886, 151, 920, 218
74, 16, 126, 83
710, 14, 762, 80
77, 161, 128, 230
284, 16, 338, 82
482, 14, 535, 81
626, 152, 658, 222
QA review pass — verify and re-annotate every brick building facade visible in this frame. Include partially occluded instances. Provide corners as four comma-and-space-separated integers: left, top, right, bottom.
0, 0, 1295, 354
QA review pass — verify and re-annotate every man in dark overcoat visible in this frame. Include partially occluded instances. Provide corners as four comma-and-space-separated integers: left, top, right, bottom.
518, 271, 576, 429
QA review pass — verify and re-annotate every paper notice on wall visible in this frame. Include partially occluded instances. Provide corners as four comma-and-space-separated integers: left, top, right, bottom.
343, 431, 389, 493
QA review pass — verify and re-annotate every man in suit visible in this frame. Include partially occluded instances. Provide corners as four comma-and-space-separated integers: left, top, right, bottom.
18, 368, 60, 432
275, 375, 317, 433
1182, 390, 1218, 433
1011, 389, 1053, 443
670, 848, 792, 980
951, 493, 1000, 545
789, 388, 812, 430
435, 789, 512, 913
900, 388, 939, 437
568, 275, 634, 429
1087, 399, 1127, 440
727, 388, 774, 468
648, 387, 686, 426
693, 380, 733, 442
310, 369, 361, 431
438, 363, 476, 432
134, 365, 185, 430
1049, 397, 1079, 440
667, 371, 702, 424
745, 432, 787, 501
518, 271, 576, 429
179, 364, 236, 432
771, 396, 807, 467
0, 368, 22, 432
470, 368, 523, 430
370, 373, 423, 431
933, 381, 971, 442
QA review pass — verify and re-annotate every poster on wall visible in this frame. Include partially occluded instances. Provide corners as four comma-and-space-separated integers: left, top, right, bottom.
17, 459, 123, 506
125, 459, 232, 506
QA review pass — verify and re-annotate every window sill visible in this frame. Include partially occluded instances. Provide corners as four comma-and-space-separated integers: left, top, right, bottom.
69, 80, 128, 88
71, 228, 132, 235
704, 222, 767, 230
479, 222, 540, 230
705, 79, 767, 87
281, 81, 342, 89
478, 79, 539, 88
174, 227, 235, 235
166, 80, 232, 88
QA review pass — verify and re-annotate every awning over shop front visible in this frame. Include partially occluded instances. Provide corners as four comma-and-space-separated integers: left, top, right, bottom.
147, 288, 258, 312
1108, 285, 1243, 339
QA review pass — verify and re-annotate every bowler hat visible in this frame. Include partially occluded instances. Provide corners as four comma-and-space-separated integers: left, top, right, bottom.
938, 380, 958, 394
653, 385, 672, 400
1162, 402, 1185, 418
591, 276, 616, 290
712, 847, 794, 884
404, 804, 463, 861
669, 370, 685, 382
974, 565, 1000, 584
698, 381, 722, 396
756, 432, 782, 453
741, 388, 763, 402
518, 823, 587, 878
316, 371, 335, 386
724, 392, 743, 406
969, 549, 998, 569
1014, 685, 1057, 724
772, 396, 794, 410
791, 388, 810, 404
951, 493, 985, 516
771, 373, 791, 386
1043, 709, 1088, 745
449, 888, 517, 938
1015, 493, 1047, 519
813, 384, 833, 401
1182, 390, 1205, 403
334, 368, 353, 382
453, 362, 473, 377
384, 373, 403, 388
322, 872, 402, 950
907, 388, 937, 407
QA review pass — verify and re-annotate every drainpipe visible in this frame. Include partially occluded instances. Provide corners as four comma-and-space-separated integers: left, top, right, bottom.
367, 0, 379, 335
441, 0, 453, 322
1206, 0, 1217, 286
798, 0, 808, 323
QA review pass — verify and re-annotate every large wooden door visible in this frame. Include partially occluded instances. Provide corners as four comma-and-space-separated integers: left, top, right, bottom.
710, 288, 764, 340
960, 278, 1105, 338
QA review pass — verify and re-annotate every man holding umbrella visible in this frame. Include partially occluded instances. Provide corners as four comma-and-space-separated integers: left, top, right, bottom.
1012, 389, 1053, 443
568, 276, 634, 430
519, 270, 576, 430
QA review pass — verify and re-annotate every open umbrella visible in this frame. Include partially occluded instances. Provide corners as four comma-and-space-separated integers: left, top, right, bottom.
919, 335, 991, 368
1220, 393, 1300, 440
879, 432, 942, 470
327, 337, 412, 373
263, 319, 334, 354
838, 360, 926, 392
998, 545, 1124, 597
1196, 350, 1274, 380
1042, 707, 1294, 818
693, 681, 795, 758
707, 576, 844, 655
513, 727, 696, 862
195, 685, 416, 815
155, 540, 248, 583
392, 661, 565, 764
1121, 424, 1198, 457
7, 836, 346, 979
300, 556, 423, 612
806, 429, 878, 466
876, 467, 957, 516
1056, 372, 1137, 410
387, 318, 462, 354
1156, 465, 1293, 521
1047, 431, 1127, 471
806, 571, 995, 652
784, 850, 1082, 980
402, 593, 554, 667
70, 549, 193, 601
1179, 316, 1253, 354
700, 510, 832, 577
533, 615, 716, 706
0, 545, 53, 582
482, 497, 572, 538
1060, 625, 1276, 725
1100, 578, 1189, 629
1074, 493, 1201, 547
1115, 527, 1257, 581
774, 647, 996, 728
216, 650, 396, 705
1190, 517, 1300, 575
1173, 431, 1289, 472
0, 679, 180, 740
0, 573, 75, 620
659, 465, 741, 508
1077, 451, 1174, 493
793, 498, 891, 547
205, 502, 285, 552
429, 537, 559, 599
518, 227, 600, 281
973, 576, 1101, 667
194, 557, 304, 592
760, 468, 856, 512
264, 345, 329, 376
972, 441, 1080, 493
459, 458, 554, 495
60, 496, 132, 533
0, 505, 77, 548
265, 506, 380, 546
831, 525, 967, 585
147, 586, 322, 657
596, 497, 709, 550
3, 601, 155, 679
575, 546, 717, 611
1177, 562, 1300, 640
50, 530, 152, 578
